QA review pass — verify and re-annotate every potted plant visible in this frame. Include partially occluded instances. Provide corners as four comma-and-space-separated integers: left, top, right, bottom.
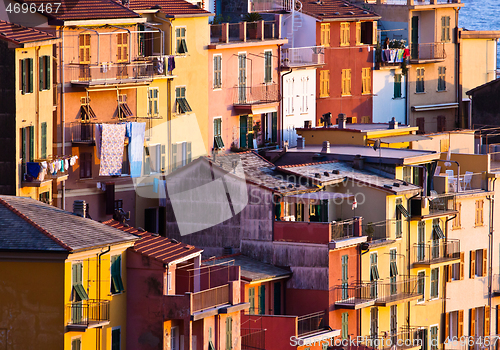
243, 12, 263, 40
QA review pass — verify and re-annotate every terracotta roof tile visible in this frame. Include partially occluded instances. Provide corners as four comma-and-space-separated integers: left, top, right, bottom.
18, 0, 141, 21
0, 20, 55, 44
104, 219, 203, 264
301, 0, 379, 20
120, 0, 211, 16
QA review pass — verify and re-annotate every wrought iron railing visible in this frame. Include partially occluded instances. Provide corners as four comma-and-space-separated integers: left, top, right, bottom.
331, 219, 356, 240
334, 282, 375, 304
233, 83, 280, 105
297, 311, 327, 336
191, 284, 230, 313
410, 42, 446, 61
281, 46, 325, 67
71, 122, 96, 143
428, 193, 456, 215
66, 300, 110, 327
413, 239, 460, 265
241, 329, 266, 350
360, 326, 427, 349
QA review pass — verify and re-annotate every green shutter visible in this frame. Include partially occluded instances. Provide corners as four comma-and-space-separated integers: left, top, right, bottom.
271, 112, 277, 143
39, 56, 44, 91
46, 56, 51, 89
111, 255, 124, 294
22, 127, 26, 163
259, 285, 265, 314
41, 122, 47, 159
29, 125, 34, 162
249, 287, 255, 314
21, 59, 26, 94
240, 116, 247, 148
28, 58, 33, 93
72, 338, 81, 350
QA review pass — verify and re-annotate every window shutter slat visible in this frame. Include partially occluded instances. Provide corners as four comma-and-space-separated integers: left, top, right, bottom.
483, 248, 488, 277
458, 310, 464, 337
471, 250, 476, 279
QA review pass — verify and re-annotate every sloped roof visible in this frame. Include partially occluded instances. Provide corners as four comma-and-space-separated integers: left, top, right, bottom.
104, 219, 203, 264
0, 196, 139, 252
123, 0, 211, 16
301, 0, 379, 21
0, 20, 55, 44
18, 0, 141, 21
466, 78, 500, 96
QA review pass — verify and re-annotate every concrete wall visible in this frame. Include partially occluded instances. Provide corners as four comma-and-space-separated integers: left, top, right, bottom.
373, 68, 406, 124
461, 38, 497, 100
282, 12, 317, 49
412, 131, 475, 154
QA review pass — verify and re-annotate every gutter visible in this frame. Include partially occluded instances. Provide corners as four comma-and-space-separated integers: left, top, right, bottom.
280, 67, 293, 147
487, 178, 496, 340
61, 27, 65, 210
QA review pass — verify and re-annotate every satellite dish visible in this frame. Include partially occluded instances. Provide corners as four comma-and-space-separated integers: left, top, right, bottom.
373, 139, 381, 151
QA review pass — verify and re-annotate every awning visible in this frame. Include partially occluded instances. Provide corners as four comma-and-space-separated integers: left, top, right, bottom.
368, 134, 432, 144
287, 192, 354, 200
412, 102, 459, 112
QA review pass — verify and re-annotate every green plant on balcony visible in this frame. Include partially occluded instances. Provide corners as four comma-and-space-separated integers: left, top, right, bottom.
212, 14, 230, 24
243, 12, 263, 22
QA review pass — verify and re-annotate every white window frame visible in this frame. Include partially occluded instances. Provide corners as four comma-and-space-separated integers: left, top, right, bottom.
300, 76, 309, 114
213, 54, 222, 89
213, 116, 223, 149
430, 267, 439, 300
175, 26, 187, 55
147, 87, 159, 117
264, 49, 273, 84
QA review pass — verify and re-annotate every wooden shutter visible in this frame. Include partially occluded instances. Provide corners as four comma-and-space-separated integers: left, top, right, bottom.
470, 308, 476, 337
259, 285, 266, 314
470, 251, 476, 279
446, 264, 452, 283
21, 59, 26, 93
28, 58, 33, 93
460, 252, 464, 280
41, 122, 47, 159
458, 310, 464, 337
29, 125, 34, 162
372, 21, 377, 45
485, 305, 490, 337
45, 56, 50, 89
483, 249, 488, 277
272, 112, 278, 143
445, 312, 449, 340
39, 56, 44, 91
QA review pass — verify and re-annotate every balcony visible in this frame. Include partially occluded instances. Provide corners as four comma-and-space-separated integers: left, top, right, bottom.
297, 311, 328, 336
66, 300, 110, 331
71, 122, 95, 144
66, 57, 173, 86
413, 240, 460, 267
248, 0, 292, 12
492, 275, 500, 296
410, 42, 446, 62
192, 284, 230, 313
209, 20, 284, 48
410, 194, 457, 219
359, 327, 428, 350
233, 83, 280, 114
334, 282, 376, 309
281, 46, 325, 68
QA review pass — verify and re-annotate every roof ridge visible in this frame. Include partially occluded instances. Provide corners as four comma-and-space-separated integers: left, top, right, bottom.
0, 198, 71, 251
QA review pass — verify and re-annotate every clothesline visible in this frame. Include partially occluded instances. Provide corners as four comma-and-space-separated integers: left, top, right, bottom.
26, 155, 79, 182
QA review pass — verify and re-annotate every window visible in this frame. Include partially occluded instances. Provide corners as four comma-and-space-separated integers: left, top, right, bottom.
403, 167, 412, 183
214, 118, 224, 150
416, 68, 425, 93
430, 326, 438, 350
320, 23, 330, 47
340, 22, 350, 46
118, 94, 133, 120
370, 307, 378, 340
285, 78, 294, 114
438, 67, 446, 91
416, 117, 425, 134
295, 202, 304, 221
39, 191, 50, 204
226, 316, 233, 350
72, 338, 82, 350
171, 141, 192, 171
362, 67, 371, 94
395, 199, 403, 238
341, 69, 351, 96
167, 272, 172, 292
300, 77, 309, 113
264, 50, 272, 83
319, 70, 329, 97
213, 55, 222, 89
79, 152, 92, 179
417, 271, 425, 302
390, 249, 398, 295
72, 262, 89, 301
258, 285, 265, 314
475, 200, 484, 226
117, 33, 128, 62
394, 73, 402, 98
112, 328, 121, 350
39, 55, 51, 91
79, 34, 91, 64
471, 249, 487, 277
148, 88, 159, 117
145, 144, 164, 174
341, 312, 349, 339
41, 122, 47, 159
240, 115, 253, 148
341, 255, 348, 300
446, 311, 464, 338
20, 58, 33, 94
176, 27, 188, 54
361, 116, 370, 123
430, 267, 439, 299
370, 253, 379, 298
441, 16, 451, 42
356, 22, 361, 45
111, 254, 125, 294
248, 287, 255, 314
390, 305, 397, 344
175, 87, 192, 114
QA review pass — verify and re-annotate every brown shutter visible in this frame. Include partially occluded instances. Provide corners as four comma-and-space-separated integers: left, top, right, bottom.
445, 312, 449, 339
460, 252, 464, 280
470, 251, 476, 279
483, 249, 488, 277
470, 308, 476, 337
446, 264, 452, 282
458, 310, 464, 338
485, 306, 490, 337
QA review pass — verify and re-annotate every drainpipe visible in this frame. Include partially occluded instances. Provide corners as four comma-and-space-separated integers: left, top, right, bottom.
443, 212, 457, 349
487, 178, 496, 345
455, 7, 462, 128
61, 27, 66, 210
97, 246, 110, 350
281, 67, 292, 147
407, 192, 419, 331
35, 47, 40, 159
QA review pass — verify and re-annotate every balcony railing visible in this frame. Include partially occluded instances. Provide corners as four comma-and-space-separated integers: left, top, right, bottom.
297, 311, 327, 336
354, 0, 459, 5
360, 326, 427, 350
334, 282, 376, 309
66, 300, 110, 329
331, 219, 356, 240
66, 57, 171, 85
210, 21, 279, 43
429, 194, 456, 216
493, 275, 500, 296
249, 0, 292, 12
413, 240, 461, 266
233, 83, 280, 105
192, 284, 230, 313
362, 220, 390, 240
281, 46, 325, 67
374, 275, 423, 306
71, 122, 96, 144
410, 42, 446, 61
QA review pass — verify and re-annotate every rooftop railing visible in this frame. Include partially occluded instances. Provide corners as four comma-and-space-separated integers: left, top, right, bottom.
297, 311, 327, 336
281, 46, 325, 67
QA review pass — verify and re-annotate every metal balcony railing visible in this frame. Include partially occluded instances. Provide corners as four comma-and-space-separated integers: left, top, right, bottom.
410, 42, 446, 61
360, 326, 427, 350
331, 219, 356, 240
71, 122, 96, 143
191, 284, 230, 313
249, 0, 292, 12
429, 193, 456, 215
66, 300, 110, 328
297, 311, 327, 336
233, 83, 280, 105
334, 282, 375, 307
281, 46, 325, 67
493, 275, 500, 296
413, 240, 461, 265
374, 275, 423, 305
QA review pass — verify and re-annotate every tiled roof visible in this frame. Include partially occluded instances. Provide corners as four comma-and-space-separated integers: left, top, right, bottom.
0, 21, 55, 44
104, 220, 203, 264
18, 0, 141, 21
123, 0, 211, 16
301, 0, 379, 20
278, 161, 421, 194
203, 254, 291, 282
0, 196, 139, 252
209, 151, 317, 194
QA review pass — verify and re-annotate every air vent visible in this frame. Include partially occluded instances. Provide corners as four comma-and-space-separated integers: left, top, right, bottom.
347, 11, 354, 15
315, 173, 321, 178
393, 183, 400, 187
384, 184, 392, 189
324, 171, 330, 176
332, 170, 340, 174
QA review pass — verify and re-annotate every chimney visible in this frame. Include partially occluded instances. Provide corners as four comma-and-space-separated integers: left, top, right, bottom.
297, 136, 305, 149
73, 200, 86, 218
389, 117, 398, 129
338, 113, 347, 129
321, 141, 330, 153
352, 155, 364, 170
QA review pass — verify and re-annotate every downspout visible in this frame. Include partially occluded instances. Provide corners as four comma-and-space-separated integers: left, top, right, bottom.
35, 47, 40, 159
455, 8, 462, 128
444, 212, 457, 350
487, 178, 496, 344
97, 246, 110, 350
407, 192, 419, 331
61, 27, 66, 210
281, 67, 292, 147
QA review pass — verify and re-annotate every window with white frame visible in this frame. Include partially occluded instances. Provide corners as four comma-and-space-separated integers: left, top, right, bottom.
175, 27, 187, 54
286, 78, 294, 115
264, 50, 272, 83
214, 117, 224, 150
213, 55, 222, 89
300, 77, 309, 113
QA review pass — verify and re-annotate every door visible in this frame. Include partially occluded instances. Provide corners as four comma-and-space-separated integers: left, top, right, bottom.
271, 112, 278, 143
144, 208, 158, 233
238, 54, 247, 103
273, 282, 281, 315
411, 16, 419, 59
240, 116, 247, 148
390, 305, 397, 344
171, 326, 179, 350
341, 255, 349, 300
